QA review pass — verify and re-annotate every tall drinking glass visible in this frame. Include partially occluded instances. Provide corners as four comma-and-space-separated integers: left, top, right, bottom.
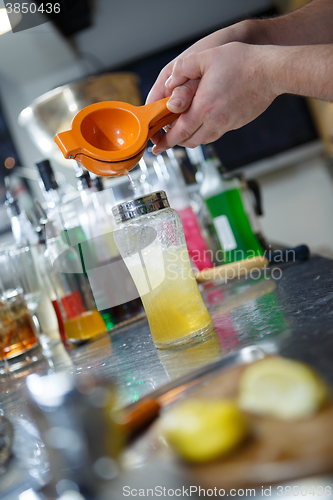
112, 191, 214, 349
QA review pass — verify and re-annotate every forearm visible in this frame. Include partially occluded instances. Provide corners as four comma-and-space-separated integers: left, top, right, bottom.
241, 0, 333, 46
265, 43, 333, 101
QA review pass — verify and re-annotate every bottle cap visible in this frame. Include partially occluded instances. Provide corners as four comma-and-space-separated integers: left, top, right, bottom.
36, 159, 58, 191
93, 177, 104, 192
77, 170, 93, 190
36, 225, 46, 245
112, 190, 169, 223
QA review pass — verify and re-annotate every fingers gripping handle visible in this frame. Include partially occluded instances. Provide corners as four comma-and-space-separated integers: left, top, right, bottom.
146, 97, 178, 140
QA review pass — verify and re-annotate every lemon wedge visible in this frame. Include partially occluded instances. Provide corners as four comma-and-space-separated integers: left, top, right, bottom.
160, 399, 248, 463
238, 357, 330, 420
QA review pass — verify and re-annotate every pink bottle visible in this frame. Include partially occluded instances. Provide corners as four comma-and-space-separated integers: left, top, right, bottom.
178, 206, 214, 271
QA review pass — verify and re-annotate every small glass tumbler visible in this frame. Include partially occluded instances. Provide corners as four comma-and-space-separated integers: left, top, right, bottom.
0, 250, 41, 370
112, 191, 214, 349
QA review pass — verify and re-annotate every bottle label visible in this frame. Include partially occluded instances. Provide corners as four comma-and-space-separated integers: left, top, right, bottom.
213, 215, 237, 251
61, 290, 87, 319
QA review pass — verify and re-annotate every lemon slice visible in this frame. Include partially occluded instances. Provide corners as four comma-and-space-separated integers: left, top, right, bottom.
238, 357, 330, 420
160, 399, 248, 463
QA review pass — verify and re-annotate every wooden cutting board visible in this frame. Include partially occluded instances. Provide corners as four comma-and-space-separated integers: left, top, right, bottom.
127, 360, 333, 491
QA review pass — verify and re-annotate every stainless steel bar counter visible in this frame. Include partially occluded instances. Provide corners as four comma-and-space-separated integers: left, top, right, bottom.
1, 255, 333, 499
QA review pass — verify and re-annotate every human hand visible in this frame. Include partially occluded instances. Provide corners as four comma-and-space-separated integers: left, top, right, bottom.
146, 25, 253, 145
148, 42, 278, 154
146, 23, 251, 105
145, 31, 229, 146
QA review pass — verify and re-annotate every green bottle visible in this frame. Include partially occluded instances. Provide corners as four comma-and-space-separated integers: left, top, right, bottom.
197, 148, 264, 264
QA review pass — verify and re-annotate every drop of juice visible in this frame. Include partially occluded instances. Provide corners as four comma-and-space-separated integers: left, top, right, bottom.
125, 170, 136, 192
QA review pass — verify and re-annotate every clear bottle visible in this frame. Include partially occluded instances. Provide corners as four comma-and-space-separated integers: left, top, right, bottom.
36, 159, 90, 261
58, 179, 143, 327
112, 191, 214, 349
191, 145, 264, 264
5, 177, 60, 344
34, 225, 63, 344
5, 176, 38, 247
37, 161, 116, 330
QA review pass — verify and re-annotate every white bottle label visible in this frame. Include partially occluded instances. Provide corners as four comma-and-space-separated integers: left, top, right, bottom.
213, 215, 237, 251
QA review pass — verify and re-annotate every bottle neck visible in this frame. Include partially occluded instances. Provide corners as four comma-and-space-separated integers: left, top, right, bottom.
40, 186, 62, 212
8, 211, 38, 247
45, 235, 72, 265
77, 173, 93, 192
157, 151, 190, 211
200, 159, 241, 199
37, 159, 64, 212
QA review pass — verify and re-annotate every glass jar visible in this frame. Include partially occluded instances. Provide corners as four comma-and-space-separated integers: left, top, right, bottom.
112, 191, 214, 349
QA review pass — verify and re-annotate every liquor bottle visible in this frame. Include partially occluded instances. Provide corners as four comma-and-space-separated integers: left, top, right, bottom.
75, 163, 104, 193
44, 218, 107, 344
69, 170, 143, 325
34, 201, 69, 343
36, 159, 65, 212
238, 175, 269, 251
5, 176, 38, 247
36, 159, 87, 253
34, 224, 64, 343
36, 158, 100, 208
36, 160, 113, 324
5, 179, 60, 343
190, 145, 264, 265
37, 160, 142, 327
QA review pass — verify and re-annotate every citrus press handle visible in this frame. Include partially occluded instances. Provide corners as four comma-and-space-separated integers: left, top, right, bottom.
146, 97, 179, 140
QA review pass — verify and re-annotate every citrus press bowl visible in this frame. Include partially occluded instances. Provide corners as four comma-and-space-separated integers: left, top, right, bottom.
18, 73, 142, 167
54, 97, 177, 176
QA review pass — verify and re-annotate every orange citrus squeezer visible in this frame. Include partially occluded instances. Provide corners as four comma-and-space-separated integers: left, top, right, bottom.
54, 97, 178, 176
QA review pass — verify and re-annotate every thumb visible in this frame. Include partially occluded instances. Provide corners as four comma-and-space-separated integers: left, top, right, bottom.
166, 79, 200, 113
